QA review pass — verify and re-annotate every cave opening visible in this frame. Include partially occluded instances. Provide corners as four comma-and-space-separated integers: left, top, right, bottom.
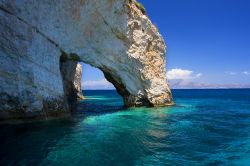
59, 53, 121, 111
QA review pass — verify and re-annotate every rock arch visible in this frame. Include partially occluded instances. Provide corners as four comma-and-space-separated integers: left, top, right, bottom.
0, 0, 173, 121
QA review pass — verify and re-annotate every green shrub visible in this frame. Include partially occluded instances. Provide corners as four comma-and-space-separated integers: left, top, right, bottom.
60, 51, 68, 62
130, 0, 146, 14
134, 1, 146, 14
70, 53, 81, 61
60, 52, 81, 62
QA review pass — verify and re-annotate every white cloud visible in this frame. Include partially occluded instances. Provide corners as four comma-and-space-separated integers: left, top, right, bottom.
82, 79, 115, 89
168, 69, 250, 89
226, 71, 250, 76
195, 73, 203, 78
167, 68, 202, 80
243, 71, 250, 75
226, 71, 237, 75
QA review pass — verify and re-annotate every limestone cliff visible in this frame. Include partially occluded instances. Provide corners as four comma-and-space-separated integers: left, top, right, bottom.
0, 0, 173, 121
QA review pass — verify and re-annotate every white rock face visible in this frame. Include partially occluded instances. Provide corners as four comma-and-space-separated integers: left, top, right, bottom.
0, 0, 173, 121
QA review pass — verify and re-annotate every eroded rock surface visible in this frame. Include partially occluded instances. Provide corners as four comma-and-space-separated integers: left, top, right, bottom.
0, 0, 173, 121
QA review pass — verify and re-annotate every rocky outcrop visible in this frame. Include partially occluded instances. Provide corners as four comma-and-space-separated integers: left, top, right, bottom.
0, 0, 173, 121
74, 64, 85, 100
60, 58, 84, 105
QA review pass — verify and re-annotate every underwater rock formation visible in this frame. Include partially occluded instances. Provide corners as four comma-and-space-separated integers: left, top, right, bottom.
0, 0, 173, 121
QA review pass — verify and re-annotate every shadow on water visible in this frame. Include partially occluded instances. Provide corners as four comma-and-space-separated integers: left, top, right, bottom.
0, 90, 124, 165
0, 119, 78, 165
72, 90, 124, 118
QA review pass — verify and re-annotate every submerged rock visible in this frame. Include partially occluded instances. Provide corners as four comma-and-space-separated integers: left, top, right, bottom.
0, 0, 173, 121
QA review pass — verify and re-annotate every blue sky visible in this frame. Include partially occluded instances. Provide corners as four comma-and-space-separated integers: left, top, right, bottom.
81, 0, 250, 89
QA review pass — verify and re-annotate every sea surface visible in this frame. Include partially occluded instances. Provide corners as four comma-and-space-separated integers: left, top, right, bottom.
1, 89, 250, 166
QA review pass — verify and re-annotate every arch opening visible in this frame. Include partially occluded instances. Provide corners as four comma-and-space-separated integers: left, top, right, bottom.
80, 63, 115, 91
59, 52, 122, 110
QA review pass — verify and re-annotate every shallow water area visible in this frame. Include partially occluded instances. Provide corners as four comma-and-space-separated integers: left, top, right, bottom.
1, 89, 250, 165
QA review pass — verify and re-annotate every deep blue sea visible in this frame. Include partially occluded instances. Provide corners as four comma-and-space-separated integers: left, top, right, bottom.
1, 89, 250, 166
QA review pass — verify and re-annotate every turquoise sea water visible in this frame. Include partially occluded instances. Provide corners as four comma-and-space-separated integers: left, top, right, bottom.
1, 89, 250, 165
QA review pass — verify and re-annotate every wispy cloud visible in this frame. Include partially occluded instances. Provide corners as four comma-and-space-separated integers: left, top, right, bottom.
226, 71, 237, 75
82, 79, 114, 90
242, 71, 250, 75
226, 71, 250, 76
167, 68, 202, 80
